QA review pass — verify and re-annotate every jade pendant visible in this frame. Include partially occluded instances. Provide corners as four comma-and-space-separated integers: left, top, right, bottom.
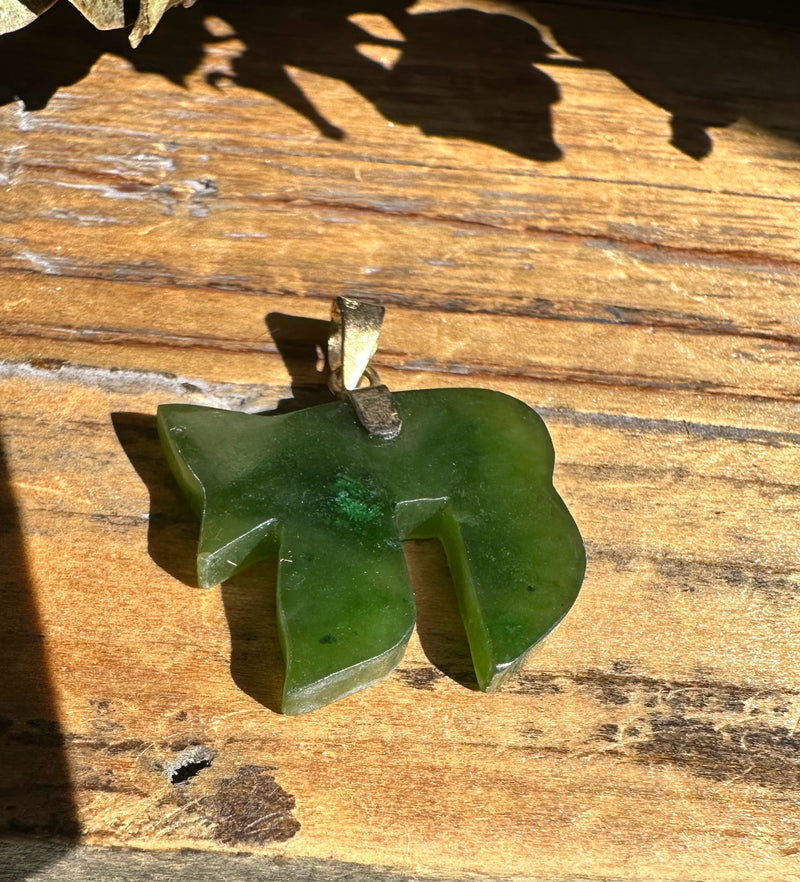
157, 387, 585, 714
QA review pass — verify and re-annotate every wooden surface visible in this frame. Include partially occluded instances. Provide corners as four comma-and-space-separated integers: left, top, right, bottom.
2, 1, 800, 879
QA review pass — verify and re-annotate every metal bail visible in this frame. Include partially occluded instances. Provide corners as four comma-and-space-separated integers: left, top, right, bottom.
329, 296, 384, 391
328, 296, 402, 440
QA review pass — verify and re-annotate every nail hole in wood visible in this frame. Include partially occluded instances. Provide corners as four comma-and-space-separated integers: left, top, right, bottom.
165, 745, 215, 785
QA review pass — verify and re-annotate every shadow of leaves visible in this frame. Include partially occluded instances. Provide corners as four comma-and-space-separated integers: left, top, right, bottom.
4, 0, 796, 159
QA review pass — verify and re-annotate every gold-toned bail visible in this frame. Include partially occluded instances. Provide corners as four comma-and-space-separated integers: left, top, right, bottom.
328, 297, 402, 440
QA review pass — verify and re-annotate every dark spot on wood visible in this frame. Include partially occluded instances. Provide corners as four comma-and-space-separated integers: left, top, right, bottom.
88, 703, 123, 736
629, 716, 800, 789
116, 181, 150, 195
596, 723, 620, 742
168, 737, 203, 752
571, 671, 632, 705
588, 542, 799, 602
573, 669, 769, 715
27, 357, 67, 371
204, 765, 300, 845
511, 673, 563, 695
577, 541, 638, 574
397, 666, 445, 691
77, 770, 117, 793
175, 711, 187, 722
105, 738, 149, 756
571, 667, 800, 789
651, 554, 799, 601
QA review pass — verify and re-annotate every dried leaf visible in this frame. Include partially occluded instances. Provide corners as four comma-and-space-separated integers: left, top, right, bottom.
0, 0, 193, 42
67, 0, 125, 30
0, 0, 57, 35
130, 0, 189, 47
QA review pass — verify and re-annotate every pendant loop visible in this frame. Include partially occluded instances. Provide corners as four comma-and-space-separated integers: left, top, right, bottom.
328, 297, 402, 440
328, 364, 381, 398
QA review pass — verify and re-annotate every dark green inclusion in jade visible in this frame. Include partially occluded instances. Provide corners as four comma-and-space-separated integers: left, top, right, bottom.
157, 388, 585, 715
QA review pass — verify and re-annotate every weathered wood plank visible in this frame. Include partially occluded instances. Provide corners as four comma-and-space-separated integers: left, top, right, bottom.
2, 366, 800, 879
5, 279, 800, 413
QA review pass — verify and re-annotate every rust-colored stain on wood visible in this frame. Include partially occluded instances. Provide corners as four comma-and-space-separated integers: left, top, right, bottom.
1, 0, 800, 879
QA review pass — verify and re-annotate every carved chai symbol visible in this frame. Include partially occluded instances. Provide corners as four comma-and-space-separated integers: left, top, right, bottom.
157, 300, 585, 714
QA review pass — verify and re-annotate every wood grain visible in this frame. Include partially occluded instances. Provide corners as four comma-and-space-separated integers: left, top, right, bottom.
2, 1, 800, 879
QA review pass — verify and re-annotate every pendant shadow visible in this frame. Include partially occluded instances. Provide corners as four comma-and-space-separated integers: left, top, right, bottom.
404, 539, 479, 692
263, 312, 334, 415
0, 423, 80, 879
111, 411, 287, 714
219, 562, 285, 715
111, 412, 200, 591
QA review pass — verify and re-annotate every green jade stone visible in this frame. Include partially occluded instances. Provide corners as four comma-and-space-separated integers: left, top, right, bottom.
157, 388, 585, 714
